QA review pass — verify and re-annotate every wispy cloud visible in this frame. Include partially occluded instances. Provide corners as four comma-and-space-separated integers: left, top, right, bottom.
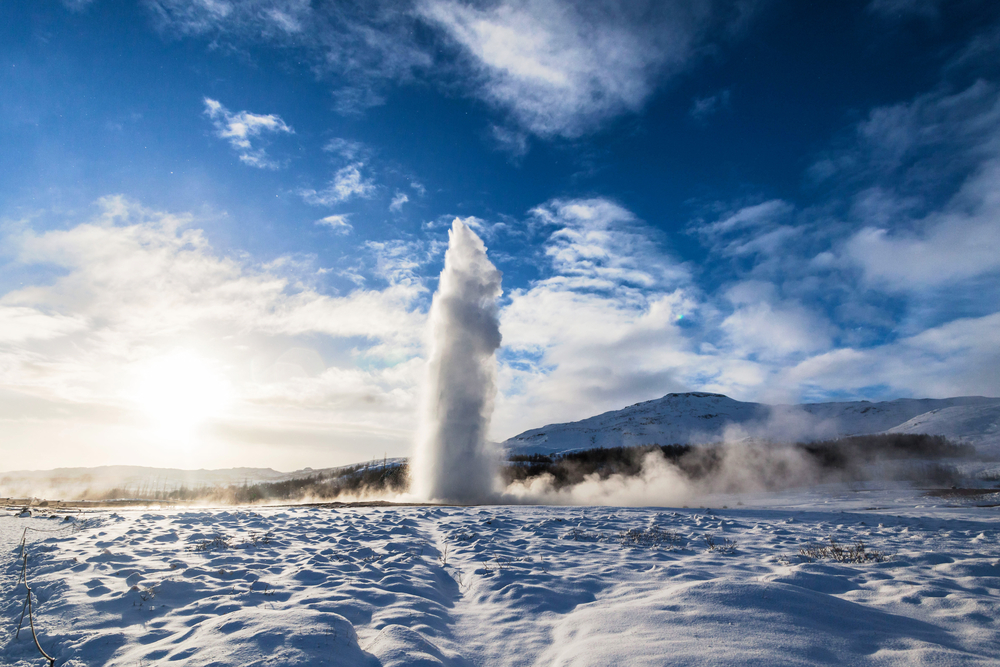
692, 199, 796, 257
316, 214, 353, 234
530, 198, 690, 294
299, 163, 376, 206
152, 1, 754, 141
689, 89, 731, 121
324, 137, 369, 161
833, 82, 1000, 291
672, 55, 1000, 402
493, 197, 698, 433
150, 1, 433, 114
364, 236, 445, 288
389, 192, 409, 212
203, 97, 294, 169
418, 0, 722, 138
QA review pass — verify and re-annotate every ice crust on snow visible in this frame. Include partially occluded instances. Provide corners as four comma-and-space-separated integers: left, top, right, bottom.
3, 489, 1000, 665
503, 392, 1000, 456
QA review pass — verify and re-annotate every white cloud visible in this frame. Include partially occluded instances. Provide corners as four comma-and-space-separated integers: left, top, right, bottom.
846, 160, 1000, 290
530, 198, 690, 294
689, 199, 807, 265
417, 0, 717, 138
0, 197, 429, 470
695, 199, 793, 237
5, 192, 997, 469
147, 0, 313, 37
323, 137, 368, 161
203, 97, 294, 169
316, 214, 353, 234
299, 163, 376, 206
0, 306, 88, 343
677, 74, 1000, 403
491, 196, 850, 435
492, 198, 699, 435
497, 286, 698, 437
153, 1, 750, 139
836, 82, 1000, 290
847, 221, 1000, 290
364, 238, 441, 287
5, 198, 425, 346
720, 282, 834, 361
389, 192, 409, 212
782, 312, 1000, 400
814, 80, 1000, 185
493, 189, 1000, 438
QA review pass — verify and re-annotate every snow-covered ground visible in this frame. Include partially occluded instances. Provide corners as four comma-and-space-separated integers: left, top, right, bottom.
3, 488, 1000, 666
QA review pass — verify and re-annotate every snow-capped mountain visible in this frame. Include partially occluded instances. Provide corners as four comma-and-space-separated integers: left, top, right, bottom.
502, 392, 1000, 456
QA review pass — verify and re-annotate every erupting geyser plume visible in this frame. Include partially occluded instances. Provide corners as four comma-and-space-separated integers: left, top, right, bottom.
411, 220, 503, 503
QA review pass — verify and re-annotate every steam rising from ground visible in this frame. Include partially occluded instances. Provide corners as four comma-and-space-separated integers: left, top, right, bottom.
501, 445, 821, 506
500, 407, 979, 506
410, 220, 503, 503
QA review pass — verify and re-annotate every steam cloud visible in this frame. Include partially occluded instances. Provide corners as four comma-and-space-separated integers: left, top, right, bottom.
410, 220, 503, 503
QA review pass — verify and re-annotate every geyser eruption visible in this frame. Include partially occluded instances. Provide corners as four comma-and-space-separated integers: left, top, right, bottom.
411, 219, 503, 503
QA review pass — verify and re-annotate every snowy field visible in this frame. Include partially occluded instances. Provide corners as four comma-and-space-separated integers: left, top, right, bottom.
3, 488, 1000, 666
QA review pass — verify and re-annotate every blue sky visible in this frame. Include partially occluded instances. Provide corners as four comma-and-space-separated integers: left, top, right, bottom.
2, 0, 999, 471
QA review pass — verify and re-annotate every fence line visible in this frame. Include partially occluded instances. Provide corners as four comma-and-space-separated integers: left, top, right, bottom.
12, 521, 87, 667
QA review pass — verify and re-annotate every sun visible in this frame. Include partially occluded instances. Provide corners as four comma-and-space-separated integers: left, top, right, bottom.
132, 351, 232, 440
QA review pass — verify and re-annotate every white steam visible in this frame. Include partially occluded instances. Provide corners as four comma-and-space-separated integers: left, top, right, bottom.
410, 220, 503, 503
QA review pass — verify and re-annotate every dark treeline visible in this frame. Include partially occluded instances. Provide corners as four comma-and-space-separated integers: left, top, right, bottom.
92, 433, 971, 503
501, 434, 973, 490
504, 444, 694, 488
799, 433, 973, 466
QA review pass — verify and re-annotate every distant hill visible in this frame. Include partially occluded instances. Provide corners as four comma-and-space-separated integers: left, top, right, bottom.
888, 403, 1000, 456
502, 392, 1000, 457
0, 461, 401, 500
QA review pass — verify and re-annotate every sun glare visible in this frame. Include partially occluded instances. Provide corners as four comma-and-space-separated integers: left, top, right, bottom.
132, 351, 233, 441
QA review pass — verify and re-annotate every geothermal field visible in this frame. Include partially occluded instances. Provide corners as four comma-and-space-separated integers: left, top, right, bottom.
6, 2, 1000, 665
4, 217, 1000, 667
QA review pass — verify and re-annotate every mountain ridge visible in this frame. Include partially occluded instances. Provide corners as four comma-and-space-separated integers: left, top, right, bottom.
502, 392, 1000, 457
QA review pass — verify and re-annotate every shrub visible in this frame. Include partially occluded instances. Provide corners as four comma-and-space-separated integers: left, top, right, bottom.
703, 534, 737, 554
799, 538, 891, 563
619, 526, 681, 548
